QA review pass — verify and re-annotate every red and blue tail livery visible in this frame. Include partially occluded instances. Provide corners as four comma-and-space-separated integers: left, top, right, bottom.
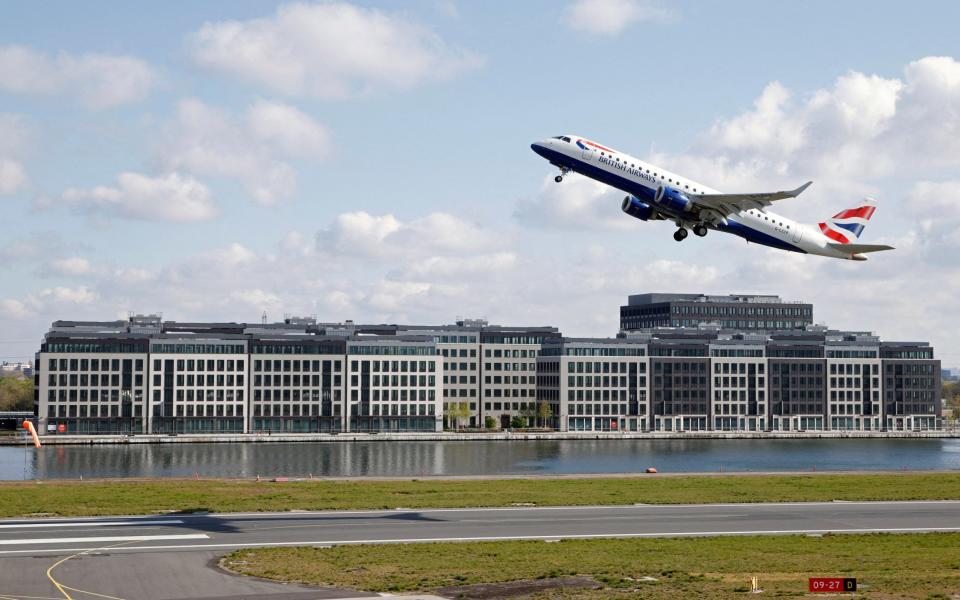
531, 135, 894, 261
818, 199, 877, 244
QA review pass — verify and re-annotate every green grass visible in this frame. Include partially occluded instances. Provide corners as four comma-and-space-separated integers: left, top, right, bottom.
224, 533, 960, 598
1, 472, 960, 517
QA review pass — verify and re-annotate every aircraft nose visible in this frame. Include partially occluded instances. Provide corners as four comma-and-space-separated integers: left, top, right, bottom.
530, 141, 548, 158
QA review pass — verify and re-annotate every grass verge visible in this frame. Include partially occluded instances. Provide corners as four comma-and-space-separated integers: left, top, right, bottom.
0, 472, 959, 518
224, 533, 960, 599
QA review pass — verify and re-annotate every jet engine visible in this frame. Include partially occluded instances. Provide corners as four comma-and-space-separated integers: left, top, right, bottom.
653, 185, 694, 214
621, 196, 658, 221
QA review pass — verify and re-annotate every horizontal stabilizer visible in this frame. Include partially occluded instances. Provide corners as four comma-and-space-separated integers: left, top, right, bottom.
827, 243, 894, 254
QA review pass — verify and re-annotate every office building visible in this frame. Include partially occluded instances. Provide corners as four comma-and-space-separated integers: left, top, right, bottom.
352, 321, 560, 428
36, 316, 443, 435
620, 293, 813, 331
33, 298, 941, 435
537, 327, 939, 432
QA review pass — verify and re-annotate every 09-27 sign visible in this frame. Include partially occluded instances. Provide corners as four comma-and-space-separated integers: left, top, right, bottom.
809, 578, 856, 592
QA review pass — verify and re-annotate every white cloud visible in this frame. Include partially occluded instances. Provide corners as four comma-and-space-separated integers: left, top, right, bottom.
54, 172, 218, 222
206, 243, 258, 267
659, 56, 960, 192
0, 159, 27, 195
46, 257, 95, 277
402, 252, 517, 278
907, 180, 960, 220
514, 174, 633, 231
0, 299, 34, 319
39, 286, 97, 305
565, 0, 673, 35
319, 211, 499, 257
229, 288, 284, 312
246, 99, 331, 158
162, 98, 329, 205
1, 286, 97, 319
189, 2, 481, 99
903, 180, 960, 254
0, 45, 156, 109
0, 114, 29, 194
0, 233, 83, 264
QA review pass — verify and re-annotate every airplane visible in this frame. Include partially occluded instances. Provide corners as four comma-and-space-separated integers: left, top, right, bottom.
530, 135, 894, 260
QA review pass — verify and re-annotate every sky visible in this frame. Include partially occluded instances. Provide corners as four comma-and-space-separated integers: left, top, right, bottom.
1, 0, 960, 366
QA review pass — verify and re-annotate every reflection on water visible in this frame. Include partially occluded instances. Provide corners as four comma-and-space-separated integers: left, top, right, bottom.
1, 438, 959, 480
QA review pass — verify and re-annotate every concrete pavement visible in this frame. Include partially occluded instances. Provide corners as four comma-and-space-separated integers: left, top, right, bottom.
0, 501, 959, 599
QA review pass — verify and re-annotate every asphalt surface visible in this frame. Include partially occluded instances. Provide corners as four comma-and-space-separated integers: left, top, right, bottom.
1, 501, 959, 599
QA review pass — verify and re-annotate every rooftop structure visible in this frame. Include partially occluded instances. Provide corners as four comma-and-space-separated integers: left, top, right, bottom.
620, 293, 814, 332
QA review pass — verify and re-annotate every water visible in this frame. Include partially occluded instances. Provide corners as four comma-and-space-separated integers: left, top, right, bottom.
2, 438, 960, 480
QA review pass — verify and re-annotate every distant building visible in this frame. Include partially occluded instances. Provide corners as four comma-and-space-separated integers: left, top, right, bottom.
37, 316, 443, 435
355, 320, 560, 429
539, 328, 940, 433
0, 361, 33, 377
32, 303, 941, 435
620, 293, 813, 332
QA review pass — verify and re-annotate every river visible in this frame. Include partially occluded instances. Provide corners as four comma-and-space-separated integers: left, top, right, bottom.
2, 438, 960, 480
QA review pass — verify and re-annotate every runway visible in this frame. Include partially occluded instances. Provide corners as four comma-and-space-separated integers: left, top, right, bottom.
1, 500, 959, 599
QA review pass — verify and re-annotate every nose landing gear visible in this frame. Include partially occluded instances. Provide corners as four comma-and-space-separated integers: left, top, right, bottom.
554, 167, 571, 183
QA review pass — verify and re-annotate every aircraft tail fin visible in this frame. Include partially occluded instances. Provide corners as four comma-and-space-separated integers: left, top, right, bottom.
817, 197, 878, 244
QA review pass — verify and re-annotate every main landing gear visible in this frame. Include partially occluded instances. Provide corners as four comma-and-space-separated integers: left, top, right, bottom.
554, 167, 571, 183
673, 224, 708, 242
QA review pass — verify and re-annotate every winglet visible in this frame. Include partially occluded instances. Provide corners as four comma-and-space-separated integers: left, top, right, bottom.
788, 181, 813, 197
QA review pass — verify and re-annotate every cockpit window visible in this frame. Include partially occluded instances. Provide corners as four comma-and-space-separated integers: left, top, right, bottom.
561, 136, 571, 142
552, 136, 572, 142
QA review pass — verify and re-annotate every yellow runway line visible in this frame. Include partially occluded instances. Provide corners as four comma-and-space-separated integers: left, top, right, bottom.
45, 542, 134, 600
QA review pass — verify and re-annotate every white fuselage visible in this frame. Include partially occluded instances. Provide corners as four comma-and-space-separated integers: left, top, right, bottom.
531, 135, 859, 259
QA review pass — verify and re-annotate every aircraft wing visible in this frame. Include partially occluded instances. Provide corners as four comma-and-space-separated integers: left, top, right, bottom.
695, 181, 813, 215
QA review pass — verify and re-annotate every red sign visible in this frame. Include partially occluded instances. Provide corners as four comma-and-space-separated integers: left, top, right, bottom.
611, 419, 618, 429
809, 578, 856, 593
57, 423, 66, 433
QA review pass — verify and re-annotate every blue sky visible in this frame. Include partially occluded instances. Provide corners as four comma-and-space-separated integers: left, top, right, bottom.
2, 0, 960, 365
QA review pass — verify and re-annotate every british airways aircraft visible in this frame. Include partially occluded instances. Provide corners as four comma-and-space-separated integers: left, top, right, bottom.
531, 135, 894, 260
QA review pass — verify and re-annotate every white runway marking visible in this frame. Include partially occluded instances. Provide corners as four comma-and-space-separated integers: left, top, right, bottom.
1, 526, 960, 555
0, 534, 208, 546
0, 520, 184, 529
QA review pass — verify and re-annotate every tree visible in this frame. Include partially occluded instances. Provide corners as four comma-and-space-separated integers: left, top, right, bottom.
519, 404, 535, 427
944, 381, 960, 412
510, 415, 525, 429
484, 415, 497, 430
0, 374, 33, 411
445, 401, 471, 431
537, 400, 554, 429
